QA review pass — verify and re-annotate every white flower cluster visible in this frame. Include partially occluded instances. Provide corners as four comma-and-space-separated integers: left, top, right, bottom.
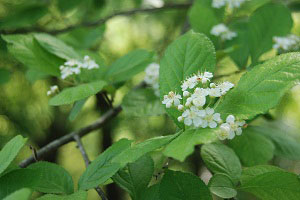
212, 0, 247, 9
273, 34, 300, 51
162, 71, 245, 140
210, 24, 237, 41
47, 85, 59, 96
144, 63, 160, 96
60, 55, 99, 80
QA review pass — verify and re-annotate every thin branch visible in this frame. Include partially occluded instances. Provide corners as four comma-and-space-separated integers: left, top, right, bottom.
73, 135, 108, 200
19, 106, 122, 168
1, 3, 192, 35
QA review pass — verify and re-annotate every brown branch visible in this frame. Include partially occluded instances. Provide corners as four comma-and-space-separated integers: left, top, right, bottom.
1, 3, 192, 35
19, 106, 122, 168
73, 135, 108, 200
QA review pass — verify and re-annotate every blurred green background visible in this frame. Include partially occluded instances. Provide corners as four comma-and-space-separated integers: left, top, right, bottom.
1, 0, 300, 199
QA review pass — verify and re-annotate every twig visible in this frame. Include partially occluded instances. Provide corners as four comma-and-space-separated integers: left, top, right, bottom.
1, 3, 192, 35
73, 135, 108, 200
19, 106, 122, 168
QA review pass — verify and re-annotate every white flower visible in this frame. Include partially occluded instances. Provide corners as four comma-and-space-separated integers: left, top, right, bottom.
183, 91, 190, 97
201, 107, 221, 128
60, 65, 80, 79
190, 88, 208, 107
212, 0, 226, 8
227, 0, 247, 9
47, 85, 59, 96
162, 91, 182, 108
196, 72, 213, 84
178, 104, 184, 111
143, 0, 164, 8
81, 55, 99, 70
178, 116, 184, 122
181, 75, 197, 91
181, 106, 204, 127
273, 34, 300, 51
210, 24, 237, 41
219, 115, 245, 140
217, 81, 234, 95
144, 63, 160, 96
209, 88, 222, 97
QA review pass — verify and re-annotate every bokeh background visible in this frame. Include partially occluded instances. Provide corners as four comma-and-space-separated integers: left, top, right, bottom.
1, 0, 300, 199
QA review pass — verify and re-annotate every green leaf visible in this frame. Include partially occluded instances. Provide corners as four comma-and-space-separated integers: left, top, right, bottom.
78, 139, 132, 190
239, 168, 300, 200
112, 134, 178, 167
248, 3, 293, 64
122, 88, 165, 117
105, 49, 153, 83
34, 33, 81, 60
159, 31, 216, 127
37, 190, 87, 200
228, 127, 275, 166
49, 80, 107, 106
188, 0, 224, 47
2, 34, 63, 76
58, 25, 105, 50
252, 126, 300, 160
113, 155, 154, 200
0, 135, 27, 176
241, 165, 283, 185
140, 184, 160, 200
201, 143, 242, 183
159, 170, 212, 200
27, 162, 74, 194
163, 129, 217, 162
68, 98, 87, 121
0, 4, 47, 29
25, 69, 48, 83
216, 53, 300, 120
208, 174, 237, 199
3, 188, 32, 200
0, 69, 10, 84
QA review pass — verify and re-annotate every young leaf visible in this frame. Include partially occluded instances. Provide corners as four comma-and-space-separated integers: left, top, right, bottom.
159, 31, 216, 127
34, 33, 81, 60
163, 129, 217, 162
159, 170, 212, 200
68, 98, 87, 121
0, 135, 27, 176
37, 190, 87, 200
105, 49, 153, 83
78, 139, 132, 190
27, 162, 74, 194
113, 155, 154, 200
201, 143, 242, 183
228, 127, 275, 166
252, 126, 300, 160
49, 81, 107, 106
2, 35, 64, 76
216, 53, 300, 120
208, 174, 237, 199
248, 3, 293, 64
239, 168, 300, 200
3, 188, 32, 200
122, 88, 165, 117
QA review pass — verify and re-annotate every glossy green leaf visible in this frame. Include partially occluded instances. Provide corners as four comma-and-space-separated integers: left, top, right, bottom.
78, 139, 132, 190
201, 143, 242, 183
248, 3, 293, 63
0, 135, 27, 176
34, 33, 81, 60
105, 49, 153, 83
252, 126, 300, 160
240, 167, 300, 200
163, 129, 217, 162
159, 31, 216, 127
216, 53, 300, 120
37, 190, 87, 200
49, 80, 107, 106
3, 188, 32, 200
208, 174, 237, 199
122, 88, 165, 117
113, 155, 154, 200
68, 98, 87, 121
228, 127, 275, 166
2, 35, 63, 76
159, 170, 212, 200
27, 162, 74, 194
